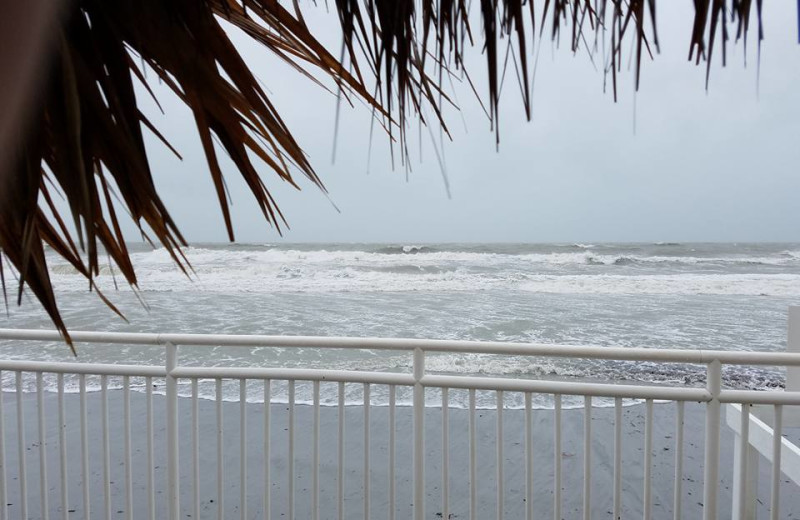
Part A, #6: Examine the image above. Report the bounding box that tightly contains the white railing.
[0,328,798,520]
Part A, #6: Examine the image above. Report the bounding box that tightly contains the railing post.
[166,342,180,520]
[731,404,758,520]
[789,307,800,388]
[787,307,800,426]
[413,347,425,520]
[703,359,721,520]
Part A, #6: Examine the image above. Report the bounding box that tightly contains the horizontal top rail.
[171,367,415,386]
[421,374,713,401]
[0,359,164,378]
[1,328,800,366]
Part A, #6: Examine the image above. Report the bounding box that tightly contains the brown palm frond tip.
[0,0,772,348]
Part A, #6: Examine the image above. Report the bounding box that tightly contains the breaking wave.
[41,244,800,296]
[375,245,437,254]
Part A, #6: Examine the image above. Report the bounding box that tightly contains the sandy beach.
[1,389,798,519]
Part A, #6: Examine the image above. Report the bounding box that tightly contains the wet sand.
[1,390,799,519]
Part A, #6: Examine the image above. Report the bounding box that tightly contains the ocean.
[1,242,799,408]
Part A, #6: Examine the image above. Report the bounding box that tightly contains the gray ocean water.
[2,242,799,407]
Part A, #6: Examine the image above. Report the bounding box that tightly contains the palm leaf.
[0,0,771,348]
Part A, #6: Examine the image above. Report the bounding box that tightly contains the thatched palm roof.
[0,0,777,347]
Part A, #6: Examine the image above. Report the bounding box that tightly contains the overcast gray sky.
[129,2,800,244]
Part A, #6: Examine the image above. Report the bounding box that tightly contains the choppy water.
[1,242,799,408]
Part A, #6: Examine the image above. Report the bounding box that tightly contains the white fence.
[0,328,798,520]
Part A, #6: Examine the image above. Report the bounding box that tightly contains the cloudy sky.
[131,2,800,244]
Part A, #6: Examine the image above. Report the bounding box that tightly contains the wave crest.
[375,245,435,254]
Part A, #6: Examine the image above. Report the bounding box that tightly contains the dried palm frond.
[0,0,771,348]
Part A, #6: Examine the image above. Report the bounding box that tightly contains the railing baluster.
[338,381,345,520]
[79,374,89,520]
[240,379,248,520]
[770,404,783,520]
[216,378,224,520]
[57,373,67,520]
[703,360,721,520]
[192,379,200,520]
[313,381,320,520]
[364,383,370,520]
[146,376,155,520]
[0,371,5,520]
[264,380,271,520]
[553,394,562,520]
[412,348,425,520]
[36,372,49,520]
[101,375,111,520]
[288,380,295,520]
[613,397,622,520]
[584,396,592,520]
[525,392,533,520]
[735,403,751,520]
[123,376,133,520]
[497,390,504,520]
[165,342,179,520]
[469,388,477,520]
[674,401,684,520]
[389,385,396,520]
[442,387,449,520]
[16,371,27,520]
[644,398,653,520]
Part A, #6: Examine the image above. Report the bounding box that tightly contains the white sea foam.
[41,263,794,296]
[44,245,800,276]
[45,245,800,297]
[517,273,800,296]
[47,269,800,296]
